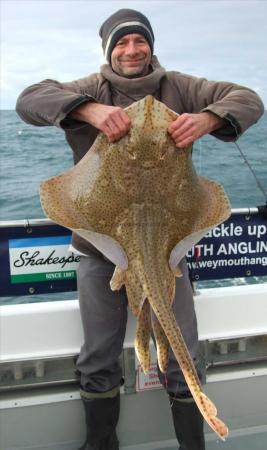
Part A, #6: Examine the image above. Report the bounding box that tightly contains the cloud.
[1,0,266,108]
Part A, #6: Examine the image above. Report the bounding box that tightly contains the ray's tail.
[140,273,228,441]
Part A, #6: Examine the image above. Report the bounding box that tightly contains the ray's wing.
[39,134,129,267]
[169,176,231,270]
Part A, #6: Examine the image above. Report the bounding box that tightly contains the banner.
[9,236,79,284]
[187,212,267,281]
[0,222,78,297]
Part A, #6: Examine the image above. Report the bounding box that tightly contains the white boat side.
[1,283,267,450]
[1,284,267,362]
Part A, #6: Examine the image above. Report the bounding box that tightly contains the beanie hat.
[99,9,154,62]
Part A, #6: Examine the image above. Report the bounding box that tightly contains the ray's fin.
[110,267,126,291]
[151,270,175,373]
[125,271,146,316]
[151,319,169,373]
[135,299,152,374]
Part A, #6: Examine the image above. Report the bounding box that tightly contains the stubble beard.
[114,56,150,78]
[121,68,147,78]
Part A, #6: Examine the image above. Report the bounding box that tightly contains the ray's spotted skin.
[40,96,230,440]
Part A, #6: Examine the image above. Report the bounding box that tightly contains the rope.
[234,141,267,201]
[198,139,203,174]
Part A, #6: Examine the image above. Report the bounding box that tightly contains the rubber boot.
[79,392,120,450]
[169,396,205,450]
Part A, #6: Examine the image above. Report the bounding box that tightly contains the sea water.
[0,110,266,303]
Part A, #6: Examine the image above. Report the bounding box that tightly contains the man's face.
[111,33,152,78]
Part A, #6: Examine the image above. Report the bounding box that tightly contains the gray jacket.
[16,56,264,254]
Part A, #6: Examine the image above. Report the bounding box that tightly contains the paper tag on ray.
[136,346,162,391]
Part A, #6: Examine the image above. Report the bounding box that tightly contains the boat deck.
[12,429,267,450]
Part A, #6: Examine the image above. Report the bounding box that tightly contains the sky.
[1,0,267,109]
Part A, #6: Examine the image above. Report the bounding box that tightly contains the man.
[16,9,264,450]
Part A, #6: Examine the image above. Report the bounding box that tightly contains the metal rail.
[0,208,262,228]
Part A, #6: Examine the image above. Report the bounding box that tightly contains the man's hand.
[70,102,131,142]
[168,112,225,148]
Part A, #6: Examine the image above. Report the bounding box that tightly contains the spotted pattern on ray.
[40,95,230,440]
